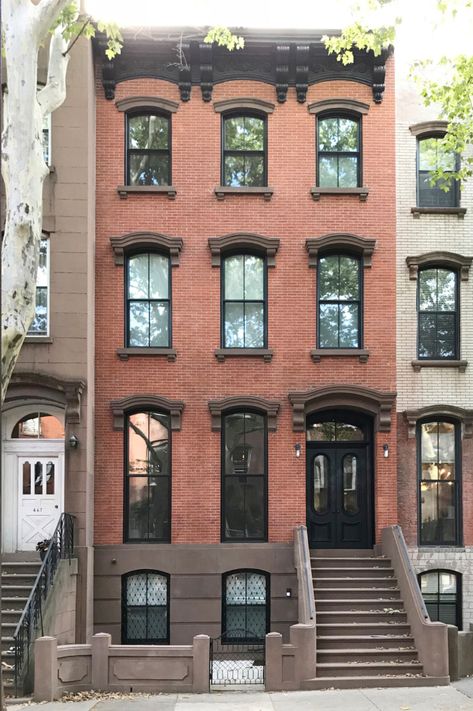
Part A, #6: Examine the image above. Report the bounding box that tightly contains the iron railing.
[14,513,75,696]
[210,629,265,686]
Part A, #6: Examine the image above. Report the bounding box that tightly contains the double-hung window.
[419,570,461,628]
[122,570,169,643]
[28,238,50,337]
[222,253,266,349]
[418,267,458,360]
[126,111,171,186]
[125,411,171,542]
[317,114,360,188]
[317,254,361,349]
[222,113,266,187]
[417,136,458,208]
[126,252,171,348]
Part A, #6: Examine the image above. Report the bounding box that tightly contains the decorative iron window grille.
[222,570,269,642]
[122,570,169,644]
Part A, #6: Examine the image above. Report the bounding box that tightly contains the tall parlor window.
[417,136,458,207]
[317,114,360,187]
[222,411,267,541]
[419,420,459,546]
[126,252,171,348]
[127,112,171,186]
[222,114,266,187]
[223,570,269,642]
[126,411,170,542]
[222,254,266,348]
[418,267,458,360]
[419,570,461,628]
[122,570,169,643]
[317,254,361,348]
[28,238,49,337]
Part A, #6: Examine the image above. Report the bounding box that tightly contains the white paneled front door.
[17,455,63,550]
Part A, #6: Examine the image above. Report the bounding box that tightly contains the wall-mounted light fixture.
[286,588,292,598]
[68,434,79,449]
[294,443,301,458]
[383,444,389,458]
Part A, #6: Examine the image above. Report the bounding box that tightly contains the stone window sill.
[117,347,177,362]
[311,348,369,363]
[24,336,53,344]
[117,185,177,200]
[411,207,466,219]
[214,348,273,362]
[311,186,369,202]
[214,186,274,201]
[412,359,467,373]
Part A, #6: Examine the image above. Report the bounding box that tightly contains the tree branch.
[37,26,70,116]
[34,0,70,43]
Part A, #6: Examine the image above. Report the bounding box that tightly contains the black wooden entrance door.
[307,438,373,549]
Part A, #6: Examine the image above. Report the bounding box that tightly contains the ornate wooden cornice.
[6,372,86,424]
[306,234,376,268]
[110,232,183,266]
[208,233,280,267]
[115,96,179,113]
[404,405,473,439]
[111,395,185,431]
[409,120,448,136]
[94,32,391,105]
[406,252,472,281]
[288,385,396,432]
[208,396,280,432]
[308,99,370,115]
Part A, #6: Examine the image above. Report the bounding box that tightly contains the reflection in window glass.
[307,421,364,442]
[223,571,268,641]
[318,255,361,349]
[318,116,360,188]
[127,253,170,348]
[223,115,266,187]
[127,114,170,186]
[28,239,49,336]
[123,571,169,643]
[23,462,31,495]
[418,268,457,360]
[419,421,457,545]
[343,455,359,514]
[223,254,265,348]
[419,570,460,627]
[12,413,64,439]
[314,455,330,513]
[418,137,458,208]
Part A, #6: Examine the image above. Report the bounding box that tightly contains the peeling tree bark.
[1,0,70,403]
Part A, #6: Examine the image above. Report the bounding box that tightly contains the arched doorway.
[3,407,65,552]
[306,410,374,549]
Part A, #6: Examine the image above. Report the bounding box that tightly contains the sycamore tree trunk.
[1,0,70,403]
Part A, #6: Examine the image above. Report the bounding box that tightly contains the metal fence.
[210,629,265,686]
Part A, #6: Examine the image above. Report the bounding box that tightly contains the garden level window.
[223,570,269,642]
[419,570,461,629]
[28,238,49,337]
[417,136,459,207]
[222,114,266,187]
[125,411,171,542]
[317,115,360,187]
[222,412,267,541]
[418,420,459,546]
[126,253,170,348]
[122,571,169,643]
[222,254,266,348]
[127,112,171,186]
[317,254,361,348]
[418,268,458,360]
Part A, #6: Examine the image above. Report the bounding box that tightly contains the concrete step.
[301,675,449,690]
[1,597,29,612]
[314,577,398,589]
[310,549,376,558]
[313,567,396,578]
[317,610,407,624]
[2,584,36,596]
[1,611,22,624]
[317,635,415,650]
[315,588,401,600]
[317,623,411,636]
[317,649,419,664]
[316,661,424,678]
[311,557,392,568]
[2,562,41,575]
[1,573,39,586]
[315,599,405,612]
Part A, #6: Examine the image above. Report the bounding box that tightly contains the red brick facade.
[94,58,397,547]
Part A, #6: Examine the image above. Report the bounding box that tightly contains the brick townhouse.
[91,28,398,649]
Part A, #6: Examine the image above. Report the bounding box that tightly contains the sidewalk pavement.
[7,682,473,711]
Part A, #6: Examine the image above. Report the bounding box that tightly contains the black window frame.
[123,409,172,543]
[417,266,459,361]
[222,569,270,643]
[316,252,363,349]
[221,251,268,349]
[416,133,460,208]
[125,250,172,349]
[121,569,170,644]
[418,569,462,630]
[221,111,268,187]
[316,112,362,188]
[417,418,462,547]
[221,409,268,543]
[125,109,172,186]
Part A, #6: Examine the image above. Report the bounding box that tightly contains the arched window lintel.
[209,396,280,431]
[110,232,183,267]
[111,395,184,431]
[116,96,179,113]
[406,252,472,281]
[308,99,369,115]
[306,234,376,268]
[208,234,279,267]
[405,406,473,439]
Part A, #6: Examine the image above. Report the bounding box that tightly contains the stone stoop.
[302,549,449,690]
[1,556,42,696]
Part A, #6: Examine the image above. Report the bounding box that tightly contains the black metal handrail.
[13,513,75,696]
